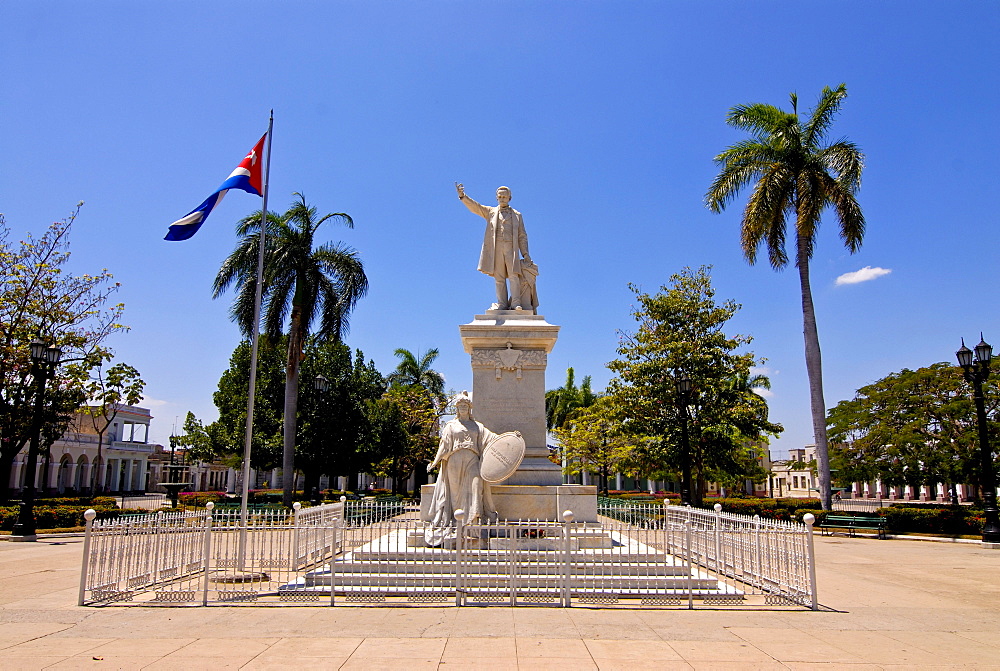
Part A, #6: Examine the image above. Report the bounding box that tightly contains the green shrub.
[879,506,981,535]
[0,505,121,531]
[702,497,822,520]
[177,491,227,507]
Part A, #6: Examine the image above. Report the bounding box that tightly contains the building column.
[615,473,623,490]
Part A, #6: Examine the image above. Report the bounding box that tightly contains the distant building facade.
[7,404,157,495]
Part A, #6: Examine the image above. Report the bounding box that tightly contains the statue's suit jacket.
[460,196,530,278]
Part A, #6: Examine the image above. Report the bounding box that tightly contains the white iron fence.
[79,498,817,609]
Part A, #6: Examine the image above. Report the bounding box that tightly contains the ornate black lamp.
[11,338,63,541]
[956,335,1000,544]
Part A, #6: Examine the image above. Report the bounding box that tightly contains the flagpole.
[239,111,273,560]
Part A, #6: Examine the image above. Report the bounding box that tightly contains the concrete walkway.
[1,533,998,669]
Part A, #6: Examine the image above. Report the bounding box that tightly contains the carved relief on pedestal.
[471,342,547,380]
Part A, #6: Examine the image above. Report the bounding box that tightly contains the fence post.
[291,501,302,573]
[78,509,97,606]
[152,510,163,583]
[684,520,694,609]
[713,503,722,572]
[803,513,819,610]
[201,502,214,606]
[454,509,465,607]
[753,513,762,589]
[562,510,574,608]
[331,496,346,607]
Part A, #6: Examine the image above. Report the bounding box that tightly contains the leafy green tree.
[828,362,999,501]
[555,396,633,494]
[171,411,221,465]
[213,193,368,507]
[298,341,385,498]
[605,266,782,504]
[0,205,128,501]
[81,362,145,492]
[387,348,446,406]
[212,336,287,473]
[706,84,865,509]
[369,385,439,496]
[545,367,598,432]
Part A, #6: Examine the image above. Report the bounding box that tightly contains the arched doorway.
[75,455,89,492]
[58,455,73,493]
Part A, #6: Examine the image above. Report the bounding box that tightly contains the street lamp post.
[956,335,1000,545]
[10,338,63,542]
[310,374,330,503]
[675,372,694,506]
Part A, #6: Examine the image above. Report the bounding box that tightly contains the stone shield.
[480,431,526,483]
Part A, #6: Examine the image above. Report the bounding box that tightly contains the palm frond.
[803,84,847,149]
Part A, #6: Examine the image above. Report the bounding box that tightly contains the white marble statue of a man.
[424,391,498,546]
[455,183,536,312]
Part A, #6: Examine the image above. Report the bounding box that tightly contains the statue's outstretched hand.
[455,182,465,199]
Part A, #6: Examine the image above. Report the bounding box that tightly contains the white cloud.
[141,396,169,407]
[752,387,775,398]
[835,266,892,286]
[750,365,773,376]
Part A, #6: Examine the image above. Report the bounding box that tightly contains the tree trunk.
[796,234,832,510]
[283,307,304,509]
[413,463,428,499]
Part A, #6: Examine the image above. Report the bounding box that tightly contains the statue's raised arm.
[454,183,538,313]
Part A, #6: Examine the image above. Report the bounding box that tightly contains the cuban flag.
[164,133,267,241]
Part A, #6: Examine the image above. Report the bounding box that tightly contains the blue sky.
[2,2,998,457]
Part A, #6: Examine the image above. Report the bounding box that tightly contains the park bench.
[820,514,887,539]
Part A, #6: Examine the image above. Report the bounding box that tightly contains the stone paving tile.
[242,656,349,670]
[644,626,741,642]
[595,661,693,671]
[1,656,69,670]
[47,655,164,670]
[442,636,517,659]
[805,629,945,666]
[143,656,250,670]
[340,657,441,670]
[886,630,1000,664]
[667,640,776,663]
[84,637,195,657]
[257,636,363,657]
[585,638,684,661]
[783,664,883,671]
[352,636,447,658]
[686,664,787,671]
[157,636,277,658]
[514,659,598,671]
[515,636,592,658]
[438,661,519,671]
[3,637,114,657]
[956,630,1000,646]
[745,640,867,664]
[0,622,75,648]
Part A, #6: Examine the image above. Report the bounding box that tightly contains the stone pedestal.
[459,310,560,486]
[420,484,598,522]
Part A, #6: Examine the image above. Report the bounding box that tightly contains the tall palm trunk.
[283,305,305,508]
[796,233,832,510]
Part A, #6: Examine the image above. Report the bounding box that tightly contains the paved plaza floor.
[1,533,998,669]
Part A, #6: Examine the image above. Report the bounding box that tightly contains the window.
[120,422,148,443]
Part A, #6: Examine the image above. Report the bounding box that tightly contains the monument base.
[420,484,597,523]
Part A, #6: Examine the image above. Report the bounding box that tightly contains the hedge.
[177,491,228,507]
[0,505,121,531]
[699,497,823,520]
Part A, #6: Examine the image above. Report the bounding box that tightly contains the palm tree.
[388,348,446,405]
[706,84,865,510]
[546,367,597,431]
[214,192,368,507]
